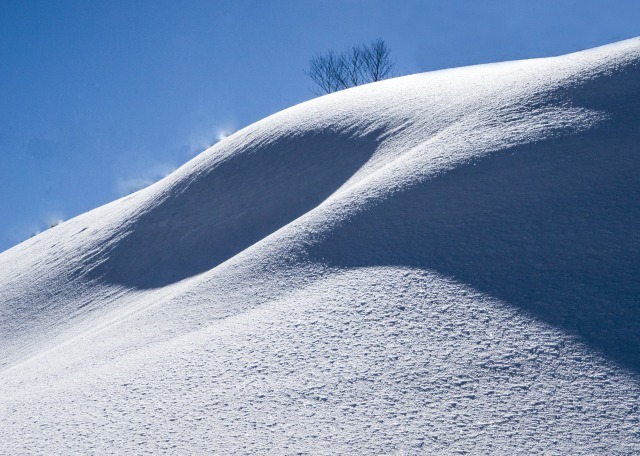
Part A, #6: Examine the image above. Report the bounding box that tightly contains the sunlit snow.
[1,38,639,454]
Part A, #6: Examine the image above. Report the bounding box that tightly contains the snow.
[1,38,639,454]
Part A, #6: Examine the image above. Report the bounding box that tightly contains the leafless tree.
[345,45,365,87]
[306,39,397,95]
[306,50,348,95]
[362,39,395,82]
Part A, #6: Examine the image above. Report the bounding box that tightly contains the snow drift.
[1,38,639,454]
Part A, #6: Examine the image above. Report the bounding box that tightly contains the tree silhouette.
[306,39,397,95]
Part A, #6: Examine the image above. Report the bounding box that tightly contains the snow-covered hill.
[1,38,639,454]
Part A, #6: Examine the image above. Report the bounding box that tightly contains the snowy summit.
[1,38,640,454]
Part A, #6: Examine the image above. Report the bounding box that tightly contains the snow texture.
[1,38,639,454]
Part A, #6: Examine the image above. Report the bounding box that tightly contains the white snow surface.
[1,38,640,454]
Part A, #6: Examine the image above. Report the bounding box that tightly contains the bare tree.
[362,39,395,82]
[306,50,348,95]
[345,44,365,87]
[306,39,397,95]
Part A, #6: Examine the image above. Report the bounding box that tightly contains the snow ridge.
[1,38,639,454]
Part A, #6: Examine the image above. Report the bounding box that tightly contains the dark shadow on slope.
[91,127,381,288]
[311,67,640,372]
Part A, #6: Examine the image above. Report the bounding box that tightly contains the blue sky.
[1,0,639,252]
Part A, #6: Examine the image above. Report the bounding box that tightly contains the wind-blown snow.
[1,38,639,454]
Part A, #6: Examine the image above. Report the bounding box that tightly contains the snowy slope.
[1,38,639,454]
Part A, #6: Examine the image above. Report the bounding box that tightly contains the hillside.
[1,38,639,454]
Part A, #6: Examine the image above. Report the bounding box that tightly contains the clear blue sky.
[1,0,639,252]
